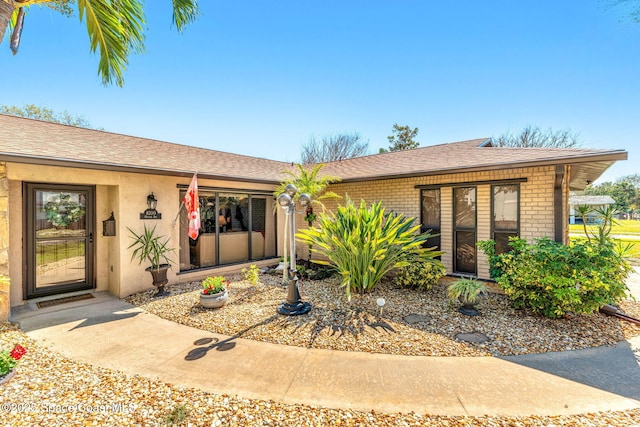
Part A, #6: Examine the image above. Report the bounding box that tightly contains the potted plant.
[200,276,229,308]
[448,277,487,316]
[128,225,175,296]
[0,344,26,385]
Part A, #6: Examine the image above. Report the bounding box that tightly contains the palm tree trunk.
[0,1,15,44]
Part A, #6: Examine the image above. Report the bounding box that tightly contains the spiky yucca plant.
[297,197,443,300]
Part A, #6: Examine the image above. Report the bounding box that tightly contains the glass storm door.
[25,183,95,299]
[453,186,477,275]
[420,189,441,256]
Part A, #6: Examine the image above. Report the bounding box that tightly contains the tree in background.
[300,132,369,164]
[0,1,200,87]
[384,124,420,152]
[583,175,640,216]
[494,125,580,148]
[0,104,101,129]
[605,0,640,23]
[619,173,640,188]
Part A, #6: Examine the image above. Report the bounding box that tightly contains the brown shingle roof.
[0,114,627,187]
[0,114,291,184]
[320,138,627,183]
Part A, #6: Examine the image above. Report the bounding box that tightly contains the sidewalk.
[11,289,640,417]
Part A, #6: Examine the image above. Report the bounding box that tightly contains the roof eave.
[0,153,283,185]
[337,150,628,183]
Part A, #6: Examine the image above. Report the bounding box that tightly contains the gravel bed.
[124,273,640,357]
[2,322,640,426]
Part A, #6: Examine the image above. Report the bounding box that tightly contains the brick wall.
[321,166,558,280]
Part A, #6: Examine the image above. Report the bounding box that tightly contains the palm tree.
[274,163,341,223]
[0,0,200,87]
[274,163,341,269]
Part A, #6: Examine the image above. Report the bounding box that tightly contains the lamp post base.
[277,301,312,316]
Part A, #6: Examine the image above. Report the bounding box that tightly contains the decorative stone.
[404,313,431,324]
[455,332,489,344]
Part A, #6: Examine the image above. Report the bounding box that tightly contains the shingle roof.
[0,114,291,184]
[0,114,627,188]
[320,138,627,185]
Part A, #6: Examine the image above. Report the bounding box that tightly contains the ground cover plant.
[393,259,446,291]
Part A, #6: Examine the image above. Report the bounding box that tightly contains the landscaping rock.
[404,313,432,324]
[455,332,490,344]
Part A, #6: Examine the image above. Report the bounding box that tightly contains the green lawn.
[569,219,640,261]
[569,219,640,236]
[36,240,85,266]
[569,235,640,263]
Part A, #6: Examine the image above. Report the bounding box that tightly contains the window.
[179,190,276,271]
[492,184,519,254]
[420,189,441,253]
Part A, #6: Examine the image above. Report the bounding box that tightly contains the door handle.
[89,232,93,243]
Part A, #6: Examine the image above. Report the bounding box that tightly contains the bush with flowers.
[201,276,228,295]
[0,344,27,378]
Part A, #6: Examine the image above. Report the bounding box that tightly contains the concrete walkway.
[10,286,640,418]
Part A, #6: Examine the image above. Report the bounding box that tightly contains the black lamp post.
[277,184,312,316]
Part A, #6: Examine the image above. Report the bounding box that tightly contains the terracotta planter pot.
[200,290,228,309]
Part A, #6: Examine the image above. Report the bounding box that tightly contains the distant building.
[569,195,615,224]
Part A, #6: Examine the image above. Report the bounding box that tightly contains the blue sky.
[1,1,638,183]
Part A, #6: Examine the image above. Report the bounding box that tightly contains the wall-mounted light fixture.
[102,212,116,236]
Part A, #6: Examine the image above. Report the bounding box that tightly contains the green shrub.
[394,260,446,291]
[477,236,631,318]
[241,264,260,285]
[296,197,442,299]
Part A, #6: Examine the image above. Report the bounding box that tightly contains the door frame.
[23,182,96,299]
[453,186,477,275]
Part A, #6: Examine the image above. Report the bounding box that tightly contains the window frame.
[490,183,520,254]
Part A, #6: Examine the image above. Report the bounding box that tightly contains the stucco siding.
[6,162,278,308]
[0,163,8,321]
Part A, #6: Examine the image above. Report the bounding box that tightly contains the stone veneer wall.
[0,162,9,321]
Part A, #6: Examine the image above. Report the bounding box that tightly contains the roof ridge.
[318,137,491,166]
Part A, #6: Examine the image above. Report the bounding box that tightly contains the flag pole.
[172,201,185,227]
[172,172,198,227]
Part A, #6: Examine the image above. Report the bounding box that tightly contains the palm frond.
[172,0,200,32]
[78,0,145,87]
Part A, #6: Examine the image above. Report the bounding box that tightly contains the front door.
[24,183,95,299]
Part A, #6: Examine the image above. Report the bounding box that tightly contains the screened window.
[492,184,519,254]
